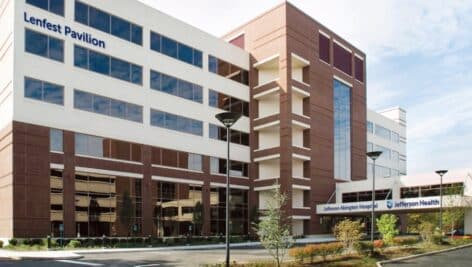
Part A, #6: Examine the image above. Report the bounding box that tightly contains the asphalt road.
[384,246,472,267]
[0,247,274,267]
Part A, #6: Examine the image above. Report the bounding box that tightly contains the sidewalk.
[0,249,82,260]
[0,235,335,260]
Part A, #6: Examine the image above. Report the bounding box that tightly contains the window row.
[25,29,64,62]
[209,89,249,116]
[75,133,142,162]
[150,70,203,103]
[151,148,202,171]
[210,157,249,177]
[342,189,392,203]
[150,109,203,136]
[368,120,401,144]
[367,163,398,179]
[26,0,64,16]
[209,55,249,85]
[209,124,249,146]
[318,32,364,82]
[24,77,64,105]
[150,32,202,68]
[74,45,143,85]
[74,90,143,123]
[75,1,142,45]
[400,183,464,199]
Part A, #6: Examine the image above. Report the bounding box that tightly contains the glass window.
[27,0,64,16]
[375,145,391,160]
[375,124,391,140]
[131,25,142,45]
[74,90,143,123]
[89,50,110,75]
[208,55,249,85]
[333,42,352,75]
[208,89,249,116]
[26,29,49,56]
[110,58,130,81]
[150,32,161,52]
[209,124,249,146]
[25,29,64,62]
[391,131,399,143]
[161,36,177,58]
[367,121,374,134]
[43,82,64,105]
[178,43,193,64]
[319,33,330,63]
[74,46,142,85]
[188,154,202,171]
[110,99,126,119]
[333,79,351,181]
[75,133,103,157]
[74,46,88,68]
[75,1,88,24]
[150,110,203,136]
[150,70,203,103]
[74,90,93,111]
[50,129,63,152]
[75,1,142,46]
[24,77,63,105]
[24,78,43,100]
[111,16,131,41]
[150,31,202,68]
[89,7,110,33]
[367,142,373,152]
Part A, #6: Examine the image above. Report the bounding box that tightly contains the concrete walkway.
[0,235,335,260]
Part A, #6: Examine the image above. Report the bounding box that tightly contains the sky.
[138,0,472,175]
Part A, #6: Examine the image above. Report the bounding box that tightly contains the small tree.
[418,221,435,243]
[333,218,364,253]
[442,185,467,237]
[119,191,135,236]
[256,187,293,267]
[376,214,399,244]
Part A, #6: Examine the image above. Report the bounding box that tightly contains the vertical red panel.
[333,42,352,75]
[229,34,245,49]
[355,57,364,82]
[319,34,330,63]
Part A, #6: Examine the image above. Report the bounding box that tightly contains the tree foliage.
[256,187,293,267]
[192,201,204,235]
[333,218,365,253]
[376,214,399,244]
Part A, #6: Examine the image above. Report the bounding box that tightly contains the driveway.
[384,245,472,267]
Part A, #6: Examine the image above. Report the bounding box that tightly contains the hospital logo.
[387,200,394,209]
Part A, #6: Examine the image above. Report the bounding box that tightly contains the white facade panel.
[12,0,250,162]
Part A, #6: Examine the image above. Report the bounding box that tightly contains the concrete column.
[464,209,472,235]
[141,146,153,236]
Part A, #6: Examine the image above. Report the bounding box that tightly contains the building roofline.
[221,1,366,56]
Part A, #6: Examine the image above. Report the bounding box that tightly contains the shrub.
[392,236,420,246]
[355,241,373,255]
[333,219,365,253]
[8,239,18,246]
[0,240,3,248]
[432,234,443,245]
[373,240,384,249]
[289,247,306,263]
[419,221,435,243]
[376,214,399,245]
[31,238,44,246]
[21,239,32,246]
[67,240,81,248]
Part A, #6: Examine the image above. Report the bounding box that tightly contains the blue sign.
[24,12,106,49]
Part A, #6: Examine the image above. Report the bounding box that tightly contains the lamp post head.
[215,112,242,128]
[435,170,448,177]
[366,151,383,161]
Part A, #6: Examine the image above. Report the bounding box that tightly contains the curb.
[8,254,83,261]
[376,243,472,267]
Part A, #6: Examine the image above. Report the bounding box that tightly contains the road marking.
[134,264,161,267]
[56,259,104,266]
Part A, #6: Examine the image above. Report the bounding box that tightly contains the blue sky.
[139,0,472,175]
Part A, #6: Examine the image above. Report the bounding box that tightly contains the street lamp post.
[435,169,448,238]
[216,112,242,267]
[367,151,383,250]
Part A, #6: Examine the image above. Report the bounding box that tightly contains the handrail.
[326,190,336,204]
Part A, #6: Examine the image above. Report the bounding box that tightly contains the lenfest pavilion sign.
[24,12,106,49]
